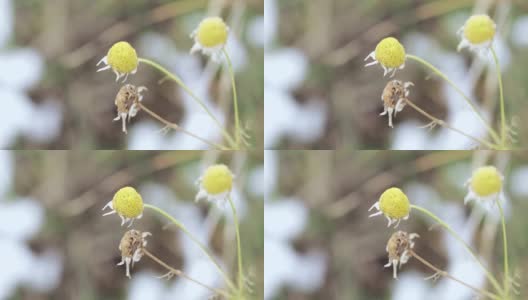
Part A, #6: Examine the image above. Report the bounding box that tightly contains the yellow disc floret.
[470,166,502,197]
[112,186,144,218]
[202,164,233,195]
[107,41,138,74]
[374,37,406,68]
[196,17,229,48]
[463,15,496,44]
[379,187,410,219]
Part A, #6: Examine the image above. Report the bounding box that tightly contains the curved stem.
[143,249,231,298]
[410,204,503,295]
[222,49,241,148]
[406,54,501,144]
[496,199,510,298]
[137,102,229,150]
[144,204,236,290]
[409,250,501,300]
[404,99,496,149]
[138,57,237,147]
[490,47,507,148]
[227,195,244,292]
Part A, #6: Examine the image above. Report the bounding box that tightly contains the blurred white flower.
[264,151,327,299]
[510,166,528,197]
[511,15,528,47]
[0,0,62,147]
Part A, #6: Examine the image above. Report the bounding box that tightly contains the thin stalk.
[137,102,229,150]
[404,99,496,149]
[490,47,507,148]
[143,249,230,298]
[411,204,503,295]
[138,57,237,147]
[222,49,241,147]
[496,199,510,298]
[227,195,244,292]
[406,54,501,144]
[409,250,501,300]
[144,204,236,290]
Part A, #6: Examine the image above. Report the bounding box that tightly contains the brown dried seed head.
[115,84,141,115]
[381,80,405,108]
[386,230,418,261]
[119,229,147,258]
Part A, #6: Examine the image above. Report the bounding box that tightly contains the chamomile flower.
[102,186,144,227]
[369,187,411,227]
[113,84,148,134]
[117,230,151,278]
[385,231,419,279]
[457,15,496,54]
[97,41,139,82]
[365,37,406,77]
[464,166,504,205]
[380,80,414,128]
[190,17,229,62]
[195,164,234,205]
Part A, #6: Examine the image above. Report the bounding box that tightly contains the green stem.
[406,54,501,144]
[490,47,507,148]
[138,57,237,148]
[222,49,241,148]
[144,203,236,290]
[411,204,503,295]
[496,199,510,298]
[227,195,244,293]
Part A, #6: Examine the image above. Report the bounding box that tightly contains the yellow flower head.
[103,186,144,226]
[463,15,496,44]
[196,164,234,205]
[471,166,503,195]
[375,38,406,68]
[465,166,504,205]
[379,187,410,219]
[457,15,496,53]
[196,17,229,48]
[369,187,410,227]
[190,17,230,62]
[365,37,406,77]
[97,41,139,82]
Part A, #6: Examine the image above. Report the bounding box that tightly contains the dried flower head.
[103,186,144,227]
[190,17,229,62]
[365,37,406,77]
[97,41,139,82]
[113,84,147,134]
[457,15,496,54]
[196,164,234,205]
[464,166,504,205]
[118,230,151,278]
[385,231,419,278]
[369,187,411,227]
[380,80,414,128]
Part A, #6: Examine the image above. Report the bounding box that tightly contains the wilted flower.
[385,231,419,278]
[97,41,139,82]
[103,186,144,227]
[380,80,414,128]
[365,37,406,77]
[117,230,151,278]
[369,187,411,227]
[113,84,147,134]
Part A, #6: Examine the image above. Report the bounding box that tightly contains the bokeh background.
[265,150,528,299]
[1,0,263,149]
[0,150,264,299]
[264,0,528,149]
